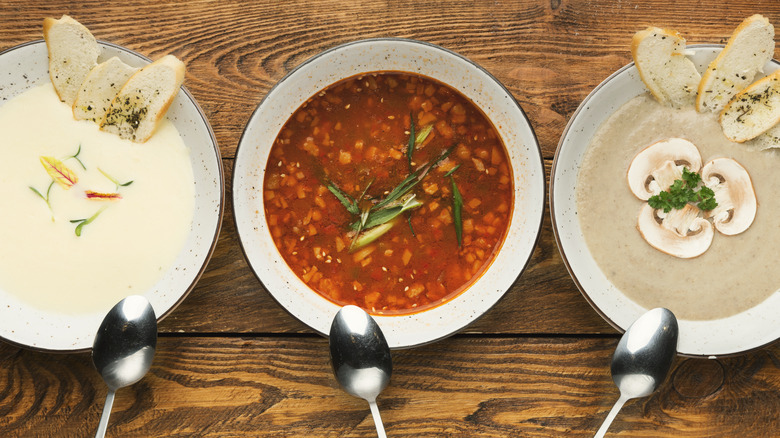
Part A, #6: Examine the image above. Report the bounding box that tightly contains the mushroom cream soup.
[577,94,780,320]
[0,84,195,314]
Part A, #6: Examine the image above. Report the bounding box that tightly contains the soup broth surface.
[0,84,195,314]
[263,72,513,315]
[577,94,780,320]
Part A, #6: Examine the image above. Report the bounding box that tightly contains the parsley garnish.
[697,186,717,211]
[648,167,718,213]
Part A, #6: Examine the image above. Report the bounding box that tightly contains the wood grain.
[1,1,779,436]
[3,1,779,159]
[161,159,609,335]
[0,339,777,437]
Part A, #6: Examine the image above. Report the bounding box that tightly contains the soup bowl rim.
[233,37,545,349]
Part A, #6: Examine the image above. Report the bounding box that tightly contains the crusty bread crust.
[43,15,100,106]
[99,55,185,143]
[697,14,775,113]
[720,70,780,142]
[631,27,701,108]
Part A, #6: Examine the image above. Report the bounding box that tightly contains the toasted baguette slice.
[73,57,138,123]
[100,55,185,142]
[697,15,775,113]
[748,122,780,149]
[720,70,780,142]
[43,15,100,106]
[632,27,701,108]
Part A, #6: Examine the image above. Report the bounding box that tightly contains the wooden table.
[1,1,778,436]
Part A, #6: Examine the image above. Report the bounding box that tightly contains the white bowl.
[233,38,545,349]
[551,45,780,357]
[0,40,224,352]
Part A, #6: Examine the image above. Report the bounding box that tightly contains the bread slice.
[697,15,775,113]
[73,57,138,123]
[631,27,701,108]
[720,70,780,142]
[43,15,101,106]
[748,122,780,149]
[100,55,185,142]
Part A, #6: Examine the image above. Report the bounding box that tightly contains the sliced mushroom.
[701,158,757,235]
[637,203,713,258]
[649,160,682,192]
[627,138,702,200]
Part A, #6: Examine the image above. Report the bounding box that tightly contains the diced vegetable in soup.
[263,72,513,315]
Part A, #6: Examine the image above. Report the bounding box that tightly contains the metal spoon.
[92,295,157,438]
[594,307,678,438]
[329,305,392,438]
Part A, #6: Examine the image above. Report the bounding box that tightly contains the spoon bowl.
[329,305,392,437]
[92,295,157,438]
[594,307,678,438]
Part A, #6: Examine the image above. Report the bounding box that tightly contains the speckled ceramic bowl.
[551,45,780,358]
[0,40,224,352]
[233,38,545,349]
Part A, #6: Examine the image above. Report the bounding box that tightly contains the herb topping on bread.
[697,14,775,113]
[73,57,139,123]
[100,55,185,143]
[720,70,780,142]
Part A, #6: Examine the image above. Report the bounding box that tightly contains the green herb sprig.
[373,147,451,211]
[407,111,415,171]
[350,193,422,231]
[648,167,718,213]
[352,221,396,250]
[406,114,434,172]
[328,146,453,251]
[99,168,134,190]
[70,208,105,237]
[29,181,56,221]
[66,144,86,170]
[327,179,377,249]
[327,183,360,215]
[416,124,433,147]
[445,165,463,247]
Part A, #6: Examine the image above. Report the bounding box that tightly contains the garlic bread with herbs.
[100,55,185,143]
[697,14,775,113]
[720,70,780,142]
[631,27,701,108]
[43,15,100,106]
[73,57,139,123]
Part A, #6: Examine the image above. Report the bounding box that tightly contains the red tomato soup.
[263,72,513,315]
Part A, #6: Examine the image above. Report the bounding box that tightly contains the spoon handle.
[368,400,387,438]
[594,394,628,438]
[95,389,116,438]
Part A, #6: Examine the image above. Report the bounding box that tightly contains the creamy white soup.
[577,94,780,320]
[0,84,194,314]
